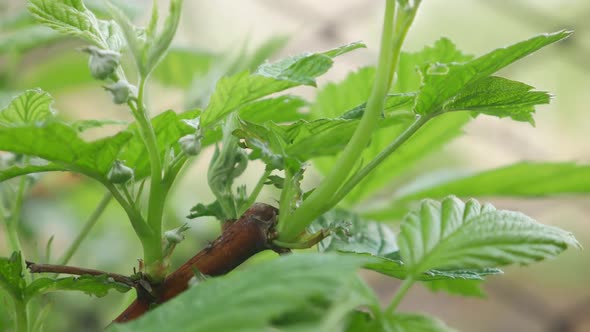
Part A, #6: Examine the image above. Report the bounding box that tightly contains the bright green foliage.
[403,162,590,198]
[385,313,456,332]
[310,209,397,256]
[309,211,502,282]
[0,252,26,300]
[235,106,414,173]
[144,0,183,75]
[341,112,469,204]
[239,95,308,123]
[0,252,129,302]
[109,253,372,332]
[311,65,470,204]
[120,109,200,179]
[345,311,456,332]
[107,0,184,76]
[200,42,366,128]
[0,121,131,181]
[365,162,590,221]
[398,196,580,275]
[394,37,473,93]
[152,48,216,88]
[339,93,415,120]
[0,163,65,182]
[423,279,486,298]
[0,89,54,126]
[362,252,501,282]
[236,118,358,170]
[71,119,128,132]
[0,92,199,182]
[444,76,550,125]
[25,275,131,299]
[28,0,125,51]
[0,1,584,330]
[414,31,571,117]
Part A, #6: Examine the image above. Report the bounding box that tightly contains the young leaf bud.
[108,160,134,184]
[103,80,136,104]
[164,224,190,245]
[178,134,202,156]
[82,46,121,80]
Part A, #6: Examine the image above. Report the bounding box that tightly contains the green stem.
[386,277,414,314]
[162,151,187,193]
[13,298,28,332]
[103,182,154,260]
[6,175,27,255]
[278,0,413,241]
[121,185,135,206]
[58,192,112,266]
[240,169,271,216]
[129,77,166,277]
[327,115,429,206]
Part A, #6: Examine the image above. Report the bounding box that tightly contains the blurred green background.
[0,0,589,331]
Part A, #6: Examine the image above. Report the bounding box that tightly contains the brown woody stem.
[112,203,284,323]
[26,262,135,287]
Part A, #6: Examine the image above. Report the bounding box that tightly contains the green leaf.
[187,200,224,220]
[339,93,415,120]
[0,163,66,182]
[152,48,216,88]
[360,252,501,281]
[97,19,126,51]
[365,162,590,222]
[71,119,128,132]
[0,89,55,126]
[106,0,145,72]
[345,311,381,332]
[0,121,132,181]
[274,277,379,332]
[284,118,361,161]
[310,209,397,256]
[345,311,456,332]
[0,108,199,182]
[239,95,308,123]
[422,279,486,298]
[234,120,296,171]
[308,209,502,281]
[444,76,550,125]
[414,161,590,197]
[310,66,470,205]
[415,31,571,116]
[145,0,182,74]
[398,196,580,276]
[386,313,456,332]
[109,253,371,332]
[236,114,411,172]
[342,112,470,204]
[25,274,131,299]
[395,37,473,93]
[28,0,125,51]
[200,42,366,128]
[0,252,26,300]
